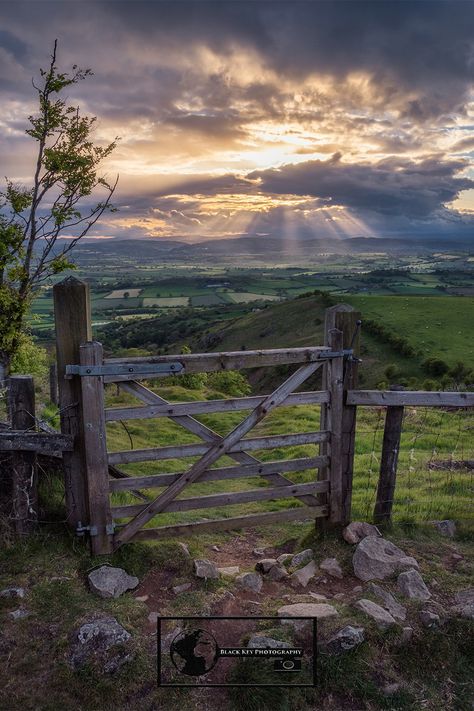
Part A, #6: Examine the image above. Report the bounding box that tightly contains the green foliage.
[422,357,450,377]
[10,333,48,377]
[208,369,251,396]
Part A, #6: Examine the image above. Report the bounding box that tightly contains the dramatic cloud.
[0,1,473,241]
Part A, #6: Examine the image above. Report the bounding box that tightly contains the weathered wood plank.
[105,390,329,421]
[347,390,474,407]
[113,360,323,548]
[109,456,329,491]
[79,342,113,554]
[374,406,404,524]
[108,431,329,465]
[0,431,74,455]
[111,481,328,518]
[327,329,344,524]
[122,505,327,540]
[9,376,38,534]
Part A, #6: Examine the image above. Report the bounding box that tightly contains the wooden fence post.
[327,329,344,524]
[49,363,58,405]
[9,376,38,534]
[320,304,361,527]
[79,341,113,554]
[374,406,404,524]
[53,276,92,528]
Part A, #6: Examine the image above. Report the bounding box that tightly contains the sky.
[1,0,474,244]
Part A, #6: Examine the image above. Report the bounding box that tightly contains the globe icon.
[170,628,219,676]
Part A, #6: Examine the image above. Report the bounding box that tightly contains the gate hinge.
[319,348,354,359]
[76,521,115,537]
[65,362,184,378]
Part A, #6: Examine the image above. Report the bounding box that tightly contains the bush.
[208,370,251,396]
[10,334,48,378]
[422,357,449,377]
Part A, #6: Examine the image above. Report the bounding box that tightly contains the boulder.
[218,566,240,577]
[255,559,278,574]
[309,592,328,602]
[247,635,291,649]
[291,549,314,568]
[277,553,294,565]
[193,559,219,580]
[320,558,343,579]
[451,588,474,620]
[326,625,365,654]
[353,537,418,581]
[267,564,289,581]
[236,572,263,593]
[397,570,431,601]
[69,617,134,673]
[8,609,29,620]
[343,521,382,545]
[419,610,440,628]
[172,583,192,594]
[432,520,456,538]
[354,599,397,630]
[368,583,407,621]
[290,560,317,588]
[278,602,338,621]
[252,548,266,558]
[0,587,25,599]
[88,566,139,599]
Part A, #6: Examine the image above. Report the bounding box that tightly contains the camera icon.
[273,658,302,672]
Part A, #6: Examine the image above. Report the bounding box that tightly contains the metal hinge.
[318,348,354,359]
[75,521,115,537]
[65,362,184,378]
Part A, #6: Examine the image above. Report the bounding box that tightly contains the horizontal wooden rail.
[103,347,329,381]
[105,390,329,421]
[109,455,328,491]
[108,432,329,465]
[111,481,328,518]
[347,390,474,407]
[120,505,327,539]
[0,431,74,456]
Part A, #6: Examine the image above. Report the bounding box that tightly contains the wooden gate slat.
[113,360,323,548]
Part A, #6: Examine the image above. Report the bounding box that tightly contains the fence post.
[374,406,404,524]
[53,276,92,528]
[49,363,58,405]
[320,303,361,527]
[9,376,38,534]
[327,329,344,524]
[79,341,113,554]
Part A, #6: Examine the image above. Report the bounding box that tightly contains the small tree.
[0,41,118,379]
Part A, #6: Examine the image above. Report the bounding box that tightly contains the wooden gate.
[54,278,360,554]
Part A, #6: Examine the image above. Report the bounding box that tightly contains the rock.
[353,537,418,581]
[236,572,263,593]
[277,553,294,565]
[278,602,338,622]
[354,599,397,630]
[135,595,149,602]
[419,610,440,628]
[178,542,191,558]
[352,585,363,593]
[397,570,431,601]
[211,545,220,552]
[172,583,192,594]
[255,559,278,574]
[454,588,474,606]
[326,625,365,654]
[383,683,402,696]
[160,626,182,652]
[343,521,382,545]
[451,588,474,620]
[290,560,317,588]
[267,565,289,581]
[0,587,25,599]
[69,617,133,673]
[332,593,346,601]
[451,553,463,563]
[193,559,219,580]
[218,566,240,577]
[368,583,407,621]
[320,558,343,579]
[8,609,29,620]
[88,566,139,599]
[247,635,291,649]
[291,549,313,568]
[400,626,413,644]
[148,611,159,624]
[309,592,328,601]
[252,548,266,558]
[432,520,456,538]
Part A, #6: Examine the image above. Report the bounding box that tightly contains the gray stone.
[278,602,338,621]
[267,564,289,581]
[178,542,191,558]
[211,545,220,552]
[368,583,407,621]
[432,520,456,538]
[160,626,182,652]
[255,558,278,574]
[397,570,431,601]
[69,617,133,673]
[252,548,266,558]
[88,566,139,599]
[326,625,365,654]
[247,635,291,649]
[320,557,343,579]
[454,588,474,606]
[343,521,382,545]
[451,553,463,562]
[309,592,328,601]
[352,585,363,593]
[236,572,263,593]
[290,560,317,588]
[277,553,294,565]
[291,549,314,568]
[353,537,419,581]
[148,611,159,624]
[354,599,397,630]
[8,609,29,620]
[332,593,346,601]
[0,587,25,599]
[218,566,240,577]
[451,589,474,620]
[193,559,219,580]
[419,610,440,628]
[135,595,149,602]
[172,583,192,594]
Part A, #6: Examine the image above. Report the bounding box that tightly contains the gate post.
[79,341,113,554]
[53,276,91,528]
[9,376,38,534]
[320,304,361,527]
